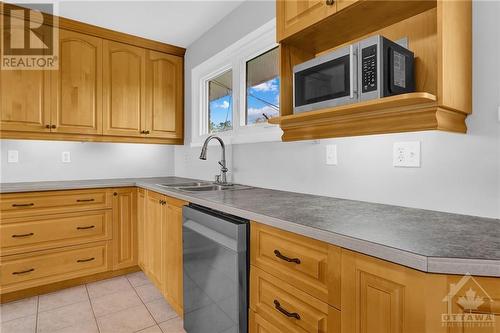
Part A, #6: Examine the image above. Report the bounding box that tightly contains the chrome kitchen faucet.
[199,135,231,185]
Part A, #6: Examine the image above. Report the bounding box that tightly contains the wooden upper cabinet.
[51,30,103,134]
[277,0,336,41]
[146,51,183,139]
[103,41,146,137]
[0,69,51,133]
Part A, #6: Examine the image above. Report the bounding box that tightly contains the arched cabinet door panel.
[0,68,51,133]
[51,30,102,134]
[103,40,146,137]
[146,51,183,139]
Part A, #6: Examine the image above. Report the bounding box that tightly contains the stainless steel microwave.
[293,35,415,114]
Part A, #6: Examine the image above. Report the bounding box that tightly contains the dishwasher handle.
[184,219,239,252]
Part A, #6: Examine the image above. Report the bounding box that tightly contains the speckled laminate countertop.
[2,177,499,276]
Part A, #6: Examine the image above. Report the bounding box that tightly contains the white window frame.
[191,19,282,147]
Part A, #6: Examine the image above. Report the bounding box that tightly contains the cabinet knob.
[45,125,51,129]
[113,192,118,196]
[326,0,334,5]
[51,124,56,129]
[141,130,150,134]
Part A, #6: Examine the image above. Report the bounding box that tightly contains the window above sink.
[190,19,283,147]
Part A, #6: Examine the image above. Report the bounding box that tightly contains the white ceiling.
[37,1,246,48]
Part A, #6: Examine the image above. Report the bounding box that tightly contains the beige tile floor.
[0,271,186,333]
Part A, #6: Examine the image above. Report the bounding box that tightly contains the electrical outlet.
[326,145,337,165]
[393,141,420,167]
[8,150,19,163]
[62,151,71,163]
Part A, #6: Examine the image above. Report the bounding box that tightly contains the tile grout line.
[128,274,160,326]
[85,283,101,333]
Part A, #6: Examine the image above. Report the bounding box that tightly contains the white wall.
[1,140,175,183]
[176,0,500,219]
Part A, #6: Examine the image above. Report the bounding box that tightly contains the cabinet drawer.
[0,241,110,294]
[250,266,340,333]
[249,310,282,333]
[250,222,340,308]
[0,189,112,218]
[1,210,112,255]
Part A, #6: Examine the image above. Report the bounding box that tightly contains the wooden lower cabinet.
[144,190,165,288]
[249,310,283,333]
[251,222,340,308]
[137,188,146,270]
[112,188,137,270]
[0,241,111,294]
[163,197,185,315]
[341,249,450,333]
[141,190,186,316]
[0,209,112,256]
[250,266,340,333]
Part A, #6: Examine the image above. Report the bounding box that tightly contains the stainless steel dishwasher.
[182,204,249,333]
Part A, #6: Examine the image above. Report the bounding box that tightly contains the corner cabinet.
[111,188,138,270]
[0,9,185,144]
[141,190,186,316]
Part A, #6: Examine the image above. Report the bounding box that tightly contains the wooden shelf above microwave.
[268,92,467,141]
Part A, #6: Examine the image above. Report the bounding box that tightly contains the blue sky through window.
[209,94,232,132]
[246,77,280,124]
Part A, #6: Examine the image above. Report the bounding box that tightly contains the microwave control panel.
[361,45,378,93]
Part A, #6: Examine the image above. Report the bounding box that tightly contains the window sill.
[190,124,282,147]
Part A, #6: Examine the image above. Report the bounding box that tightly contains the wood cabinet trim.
[0,3,185,56]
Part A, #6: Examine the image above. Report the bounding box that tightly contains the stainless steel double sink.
[156,181,252,192]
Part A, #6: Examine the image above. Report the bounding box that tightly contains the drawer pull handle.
[12,203,34,207]
[12,232,34,238]
[77,257,95,263]
[274,250,301,264]
[274,300,300,320]
[76,198,95,202]
[76,225,95,230]
[12,268,35,275]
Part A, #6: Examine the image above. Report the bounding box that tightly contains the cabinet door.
[146,51,183,139]
[164,198,185,316]
[103,41,146,137]
[276,0,335,41]
[137,189,146,270]
[0,69,51,133]
[112,188,137,270]
[145,191,165,288]
[51,30,102,135]
[341,249,428,333]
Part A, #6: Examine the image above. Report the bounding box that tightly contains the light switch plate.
[326,144,338,165]
[393,141,420,167]
[8,150,19,163]
[62,151,71,163]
